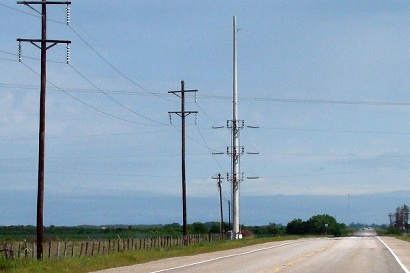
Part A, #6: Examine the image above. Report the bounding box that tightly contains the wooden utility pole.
[17,0,71,259]
[212,173,224,233]
[228,200,231,231]
[168,81,198,239]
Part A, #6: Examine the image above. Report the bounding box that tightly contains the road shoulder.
[378,236,410,272]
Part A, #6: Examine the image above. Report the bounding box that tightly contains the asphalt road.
[354,227,377,237]
[92,236,410,273]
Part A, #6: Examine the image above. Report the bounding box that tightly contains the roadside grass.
[1,236,302,273]
[392,234,410,243]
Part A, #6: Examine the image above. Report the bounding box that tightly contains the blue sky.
[1,1,410,226]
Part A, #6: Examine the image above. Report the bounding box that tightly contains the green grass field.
[1,236,302,273]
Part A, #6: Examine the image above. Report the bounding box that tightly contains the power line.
[19,61,166,126]
[67,25,173,101]
[266,167,410,180]
[68,63,167,125]
[260,126,410,135]
[0,2,38,18]
[0,2,66,24]
[0,48,68,63]
[195,124,227,172]
[200,94,410,106]
[0,80,177,100]
[258,152,410,159]
[2,152,212,161]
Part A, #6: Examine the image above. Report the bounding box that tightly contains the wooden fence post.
[25,243,29,259]
[48,242,52,259]
[79,243,84,257]
[32,243,35,259]
[17,243,21,259]
[63,242,67,258]
[71,242,75,258]
[85,242,89,257]
[56,241,60,259]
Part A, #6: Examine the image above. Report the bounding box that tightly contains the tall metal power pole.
[212,173,224,233]
[168,81,198,239]
[17,0,71,259]
[231,15,241,239]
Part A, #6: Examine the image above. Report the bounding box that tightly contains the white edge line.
[148,239,311,273]
[377,236,410,273]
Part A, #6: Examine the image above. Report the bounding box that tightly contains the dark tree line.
[285,214,345,237]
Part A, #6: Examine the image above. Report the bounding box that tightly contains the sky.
[2,1,410,227]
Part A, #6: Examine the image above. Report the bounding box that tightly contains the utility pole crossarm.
[168,89,198,96]
[18,1,71,4]
[17,39,71,44]
[168,110,197,117]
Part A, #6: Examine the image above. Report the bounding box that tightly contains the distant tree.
[286,215,344,236]
[306,214,339,236]
[395,204,409,233]
[189,222,209,234]
[209,222,229,233]
[286,219,306,235]
[266,223,280,235]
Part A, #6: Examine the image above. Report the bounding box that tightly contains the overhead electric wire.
[268,167,410,180]
[195,124,227,172]
[67,24,173,102]
[68,63,167,125]
[2,152,213,161]
[0,2,38,18]
[0,48,67,64]
[0,2,66,24]
[201,94,410,106]
[0,81,176,99]
[0,57,17,62]
[19,61,164,126]
[260,126,410,135]
[259,152,410,158]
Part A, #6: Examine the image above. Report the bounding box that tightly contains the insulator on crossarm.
[195,92,197,103]
[66,44,70,64]
[169,114,172,124]
[18,42,22,62]
[66,5,70,25]
[195,113,198,124]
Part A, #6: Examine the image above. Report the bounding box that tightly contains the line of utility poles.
[168,81,198,240]
[17,0,71,260]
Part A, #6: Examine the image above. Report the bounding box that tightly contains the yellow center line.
[273,241,335,272]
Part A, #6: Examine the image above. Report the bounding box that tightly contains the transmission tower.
[17,0,71,260]
[212,16,258,239]
[168,81,198,240]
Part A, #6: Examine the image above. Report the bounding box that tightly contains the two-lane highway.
[93,236,410,273]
